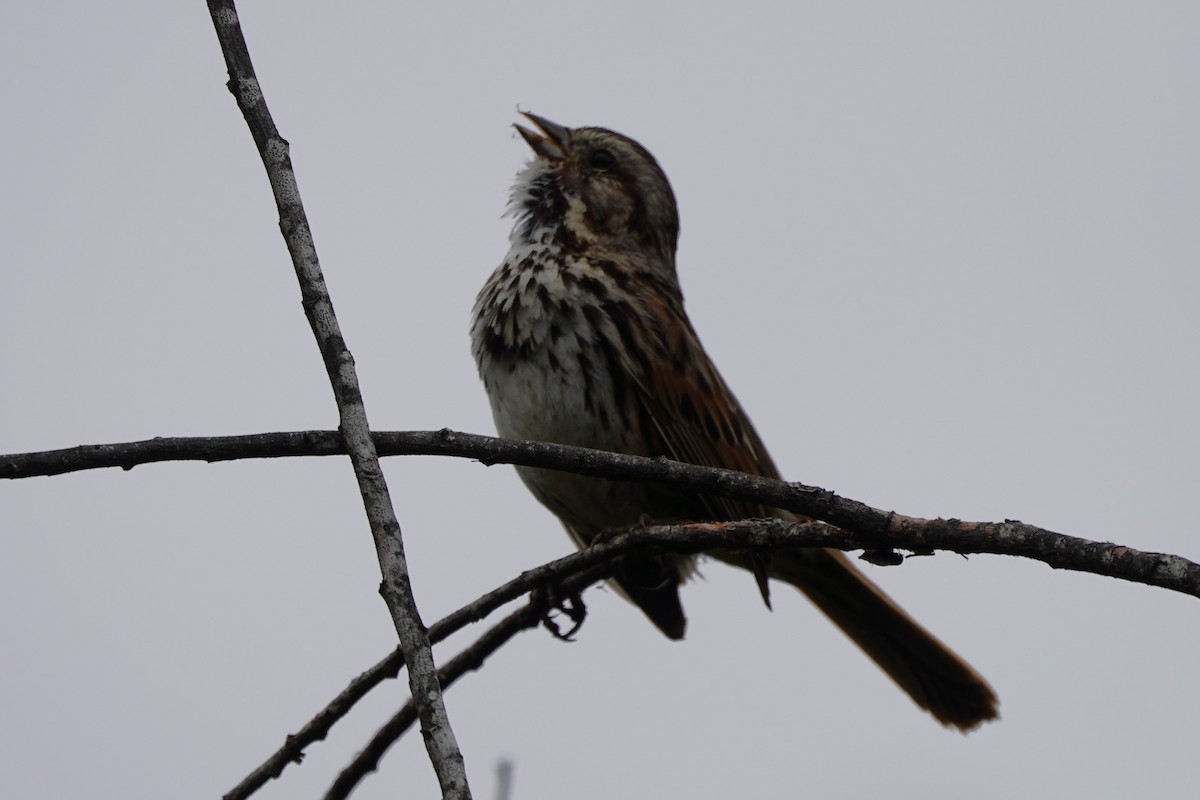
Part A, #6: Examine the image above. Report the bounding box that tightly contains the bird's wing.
[612,291,791,602]
[619,291,785,519]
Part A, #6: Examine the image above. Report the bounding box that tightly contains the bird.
[470,112,998,731]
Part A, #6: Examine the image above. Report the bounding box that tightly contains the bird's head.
[509,113,680,265]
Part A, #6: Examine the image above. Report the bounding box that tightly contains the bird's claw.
[532,585,587,641]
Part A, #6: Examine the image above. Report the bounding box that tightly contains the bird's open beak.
[514,112,571,161]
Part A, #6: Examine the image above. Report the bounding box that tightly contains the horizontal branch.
[5,429,1199,598]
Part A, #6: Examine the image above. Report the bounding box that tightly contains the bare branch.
[224,560,614,800]
[1,431,345,478]
[325,563,608,800]
[205,5,469,797]
[5,429,1198,598]
[226,514,1196,797]
[323,605,535,800]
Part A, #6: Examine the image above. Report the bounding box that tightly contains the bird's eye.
[590,149,616,171]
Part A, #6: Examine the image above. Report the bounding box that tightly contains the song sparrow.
[471,113,998,730]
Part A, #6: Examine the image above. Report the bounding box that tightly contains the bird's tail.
[718,546,998,731]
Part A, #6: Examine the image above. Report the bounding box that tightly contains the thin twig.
[495,760,514,800]
[205,5,469,797]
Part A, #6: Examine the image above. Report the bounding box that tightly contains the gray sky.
[3,2,1198,798]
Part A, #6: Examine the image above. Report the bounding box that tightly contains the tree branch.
[324,563,611,800]
[4,429,1198,598]
[322,604,535,800]
[205,5,469,797]
[223,556,616,800]
[226,512,1197,797]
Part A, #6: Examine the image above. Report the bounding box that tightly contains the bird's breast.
[472,248,640,450]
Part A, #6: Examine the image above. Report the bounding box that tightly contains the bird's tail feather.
[716,547,998,731]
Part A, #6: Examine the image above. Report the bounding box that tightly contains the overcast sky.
[3,3,1198,799]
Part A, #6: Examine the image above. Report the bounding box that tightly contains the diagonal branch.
[323,603,539,800]
[205,5,469,798]
[226,515,1198,798]
[324,563,612,800]
[223,553,617,800]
